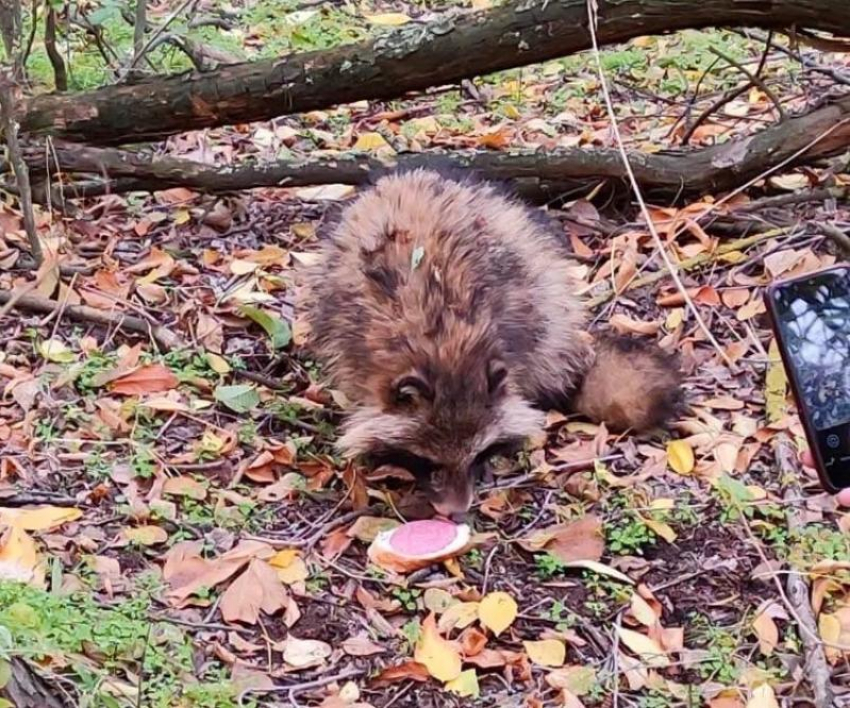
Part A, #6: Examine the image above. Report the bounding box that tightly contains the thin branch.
[774,436,835,708]
[0,288,184,350]
[132,0,146,68]
[20,0,39,73]
[0,75,41,265]
[585,0,733,367]
[44,5,66,91]
[125,0,196,73]
[681,33,775,146]
[709,45,785,120]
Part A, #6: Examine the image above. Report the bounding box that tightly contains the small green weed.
[0,580,250,707]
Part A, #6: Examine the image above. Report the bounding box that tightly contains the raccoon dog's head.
[336,353,544,520]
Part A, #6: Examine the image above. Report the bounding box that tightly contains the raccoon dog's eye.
[373,448,437,478]
[487,360,508,395]
[393,374,432,405]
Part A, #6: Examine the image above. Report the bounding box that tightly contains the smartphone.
[765,264,850,492]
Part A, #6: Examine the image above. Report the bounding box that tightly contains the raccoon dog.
[300,169,682,518]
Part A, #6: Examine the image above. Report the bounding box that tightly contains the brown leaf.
[166,540,272,603]
[109,364,178,396]
[519,515,604,563]
[342,634,386,657]
[370,661,430,688]
[220,564,263,625]
[163,476,208,500]
[459,626,488,657]
[220,559,288,625]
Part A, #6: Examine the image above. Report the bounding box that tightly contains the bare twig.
[132,0,146,68]
[237,667,364,705]
[586,3,737,367]
[0,75,41,265]
[44,5,66,91]
[20,0,38,72]
[0,288,183,350]
[126,0,196,73]
[820,222,850,257]
[681,33,774,146]
[709,45,785,120]
[775,436,835,708]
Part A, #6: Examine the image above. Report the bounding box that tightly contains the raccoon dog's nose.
[431,500,471,524]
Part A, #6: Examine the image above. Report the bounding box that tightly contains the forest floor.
[2,1,850,707]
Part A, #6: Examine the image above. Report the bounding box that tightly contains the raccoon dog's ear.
[487,359,509,396]
[392,374,432,406]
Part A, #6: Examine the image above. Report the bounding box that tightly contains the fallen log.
[25,94,850,202]
[20,0,850,145]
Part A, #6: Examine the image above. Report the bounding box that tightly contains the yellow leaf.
[630,593,659,627]
[819,612,842,663]
[174,209,191,225]
[746,684,780,708]
[666,439,695,475]
[641,515,677,543]
[665,308,684,330]
[0,506,83,531]
[438,601,480,633]
[752,611,778,655]
[502,103,521,120]
[415,613,462,682]
[270,549,300,568]
[0,525,43,586]
[364,12,411,26]
[353,132,394,153]
[524,639,566,667]
[270,550,309,584]
[617,627,669,668]
[38,339,75,363]
[445,669,479,698]
[765,339,787,424]
[206,353,231,374]
[230,259,260,275]
[478,591,518,636]
[121,525,168,546]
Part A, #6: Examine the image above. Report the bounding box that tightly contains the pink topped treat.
[368,519,471,573]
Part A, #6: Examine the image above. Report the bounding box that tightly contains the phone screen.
[772,267,850,488]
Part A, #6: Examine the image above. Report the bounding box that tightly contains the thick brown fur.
[299,168,683,515]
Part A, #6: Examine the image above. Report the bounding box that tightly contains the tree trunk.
[19,0,850,145]
[29,94,850,202]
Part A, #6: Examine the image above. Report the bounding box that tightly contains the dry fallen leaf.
[282,635,332,669]
[269,549,309,584]
[221,559,288,625]
[121,525,168,546]
[109,364,178,396]
[524,639,566,667]
[0,524,44,586]
[445,669,479,698]
[438,601,480,633]
[519,515,604,563]
[617,627,669,668]
[0,506,82,531]
[342,635,386,657]
[666,439,695,475]
[746,684,780,708]
[414,613,462,682]
[478,591,518,637]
